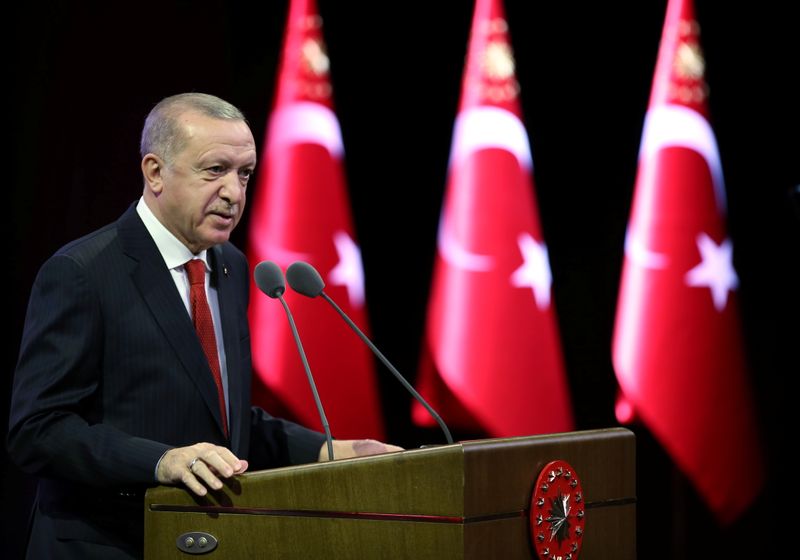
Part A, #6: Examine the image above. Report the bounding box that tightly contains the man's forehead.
[179,111,249,136]
[179,116,255,156]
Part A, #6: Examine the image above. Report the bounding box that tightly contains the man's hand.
[157,442,249,496]
[318,439,404,461]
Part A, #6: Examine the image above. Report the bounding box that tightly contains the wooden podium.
[144,428,635,559]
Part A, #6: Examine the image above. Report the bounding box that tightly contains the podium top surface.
[145,428,635,518]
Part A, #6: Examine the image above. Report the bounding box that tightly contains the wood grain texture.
[145,428,636,559]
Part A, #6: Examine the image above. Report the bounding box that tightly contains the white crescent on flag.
[439,105,533,271]
[640,104,726,213]
[626,103,727,270]
[267,101,344,158]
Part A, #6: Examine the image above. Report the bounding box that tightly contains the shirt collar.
[136,197,209,272]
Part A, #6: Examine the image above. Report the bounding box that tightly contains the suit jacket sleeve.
[7,253,169,486]
[247,407,326,469]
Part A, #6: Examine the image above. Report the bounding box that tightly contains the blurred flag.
[247,0,384,440]
[413,0,573,437]
[612,0,763,524]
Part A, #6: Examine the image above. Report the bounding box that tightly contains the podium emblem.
[530,459,585,560]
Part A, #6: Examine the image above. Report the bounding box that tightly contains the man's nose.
[219,172,243,205]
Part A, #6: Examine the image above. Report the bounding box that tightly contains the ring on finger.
[188,457,201,471]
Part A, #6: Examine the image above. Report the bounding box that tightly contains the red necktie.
[185,259,228,437]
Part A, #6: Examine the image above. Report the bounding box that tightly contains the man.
[7,92,401,559]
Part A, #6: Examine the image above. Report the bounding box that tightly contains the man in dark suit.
[7,92,400,559]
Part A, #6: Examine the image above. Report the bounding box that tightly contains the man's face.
[152,111,257,253]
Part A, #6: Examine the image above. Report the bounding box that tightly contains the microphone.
[253,261,334,461]
[286,261,453,445]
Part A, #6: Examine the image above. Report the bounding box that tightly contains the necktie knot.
[185,259,206,286]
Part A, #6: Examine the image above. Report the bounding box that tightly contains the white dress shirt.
[136,197,230,420]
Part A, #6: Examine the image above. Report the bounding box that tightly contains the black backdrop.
[6,1,798,558]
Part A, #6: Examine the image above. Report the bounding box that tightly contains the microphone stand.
[320,292,453,445]
[278,294,334,461]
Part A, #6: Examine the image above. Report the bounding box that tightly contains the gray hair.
[140,93,247,163]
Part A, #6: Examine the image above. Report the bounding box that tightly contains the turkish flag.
[612,0,764,524]
[413,0,573,437]
[246,0,384,440]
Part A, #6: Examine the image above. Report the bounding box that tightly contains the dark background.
[6,1,798,558]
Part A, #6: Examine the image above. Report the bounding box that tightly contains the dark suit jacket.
[7,204,326,559]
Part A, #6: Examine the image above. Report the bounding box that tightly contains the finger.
[189,458,225,491]
[198,449,235,479]
[180,466,210,496]
[214,446,247,474]
[200,447,244,478]
[206,458,248,476]
[352,439,389,456]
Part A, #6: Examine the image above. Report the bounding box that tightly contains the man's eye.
[239,169,254,180]
[207,166,225,174]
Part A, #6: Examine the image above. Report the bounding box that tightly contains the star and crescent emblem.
[530,460,585,560]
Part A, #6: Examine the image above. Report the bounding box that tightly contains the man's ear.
[141,154,165,194]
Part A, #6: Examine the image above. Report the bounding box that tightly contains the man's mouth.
[209,208,235,219]
[208,209,236,229]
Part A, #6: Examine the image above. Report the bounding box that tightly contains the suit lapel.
[210,245,243,452]
[118,205,228,439]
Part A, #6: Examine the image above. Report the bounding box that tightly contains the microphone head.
[253,261,286,298]
[286,261,325,298]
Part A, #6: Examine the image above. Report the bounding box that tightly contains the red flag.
[247,0,385,440]
[413,0,573,437]
[612,0,763,524]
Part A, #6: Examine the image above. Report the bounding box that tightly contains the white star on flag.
[510,232,552,310]
[329,231,365,307]
[684,232,739,311]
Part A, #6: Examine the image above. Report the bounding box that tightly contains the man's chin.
[193,230,232,252]
[208,232,232,247]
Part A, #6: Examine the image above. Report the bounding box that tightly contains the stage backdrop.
[6,1,798,559]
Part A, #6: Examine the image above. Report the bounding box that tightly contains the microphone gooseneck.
[286,261,454,445]
[253,261,334,460]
